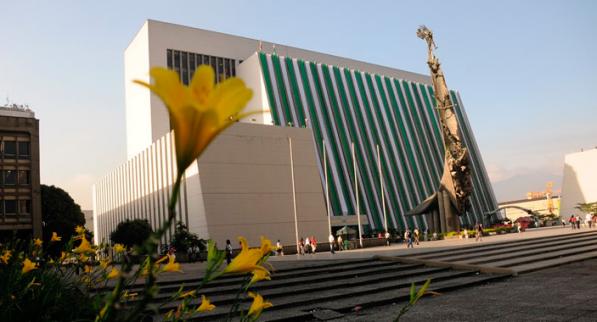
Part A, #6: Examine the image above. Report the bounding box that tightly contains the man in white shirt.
[329,234,335,254]
[586,213,593,229]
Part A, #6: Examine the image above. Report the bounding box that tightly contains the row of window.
[166,49,237,85]
[0,170,30,186]
[0,199,31,215]
[0,141,30,159]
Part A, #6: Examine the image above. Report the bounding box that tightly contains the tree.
[41,184,85,246]
[576,202,597,215]
[171,221,205,254]
[110,219,153,248]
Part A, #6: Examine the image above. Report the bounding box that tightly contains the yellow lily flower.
[162,254,182,273]
[260,236,274,257]
[250,269,271,286]
[50,232,62,242]
[179,290,196,299]
[134,65,253,173]
[84,265,93,274]
[196,295,216,312]
[33,238,42,247]
[223,237,269,275]
[107,267,120,279]
[75,225,86,235]
[73,235,94,254]
[99,259,111,269]
[0,250,11,264]
[113,243,126,254]
[22,258,38,274]
[247,292,273,319]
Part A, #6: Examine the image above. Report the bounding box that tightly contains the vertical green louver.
[258,53,497,232]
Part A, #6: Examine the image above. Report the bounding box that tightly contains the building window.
[4,170,16,185]
[18,199,31,214]
[166,49,237,84]
[2,141,17,158]
[4,200,16,214]
[18,141,30,159]
[18,170,30,185]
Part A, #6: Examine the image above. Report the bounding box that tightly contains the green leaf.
[409,282,416,303]
[413,279,431,305]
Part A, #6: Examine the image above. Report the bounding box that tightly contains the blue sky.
[1,0,595,209]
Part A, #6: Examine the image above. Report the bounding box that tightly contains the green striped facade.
[258,52,497,232]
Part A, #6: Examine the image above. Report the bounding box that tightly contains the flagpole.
[378,144,387,233]
[289,137,300,255]
[324,140,331,237]
[353,142,363,248]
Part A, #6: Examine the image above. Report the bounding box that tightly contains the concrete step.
[153,265,457,313]
[176,268,479,321]
[449,236,597,265]
[484,243,597,268]
[413,230,597,260]
[510,251,597,273]
[148,261,421,301]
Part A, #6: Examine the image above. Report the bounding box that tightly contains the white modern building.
[560,148,597,217]
[93,20,497,247]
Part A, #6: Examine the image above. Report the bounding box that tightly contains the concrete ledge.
[373,255,517,276]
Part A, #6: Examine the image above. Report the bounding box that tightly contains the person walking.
[405,229,414,248]
[276,240,284,256]
[299,238,305,255]
[337,235,343,251]
[569,215,576,230]
[586,213,593,229]
[475,222,483,242]
[311,236,317,253]
[329,234,335,254]
[385,231,391,246]
[225,239,233,264]
[305,237,311,254]
[576,215,581,229]
[464,229,469,239]
[413,228,420,245]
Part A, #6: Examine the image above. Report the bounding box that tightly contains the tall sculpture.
[407,26,473,233]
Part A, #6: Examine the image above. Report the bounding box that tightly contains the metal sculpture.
[407,26,473,233]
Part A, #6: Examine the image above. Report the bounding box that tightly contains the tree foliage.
[171,221,205,254]
[576,202,597,215]
[110,219,153,248]
[41,184,85,246]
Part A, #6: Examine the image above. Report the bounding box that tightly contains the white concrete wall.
[560,149,597,216]
[124,22,152,159]
[236,53,272,125]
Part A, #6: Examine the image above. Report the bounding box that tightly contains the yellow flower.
[79,253,89,262]
[161,254,182,273]
[250,269,271,286]
[75,225,86,235]
[107,267,120,279]
[156,255,169,264]
[223,237,269,275]
[179,290,196,299]
[196,295,216,312]
[73,235,94,254]
[0,250,11,264]
[22,258,38,274]
[99,259,111,269]
[134,65,253,173]
[50,232,62,242]
[260,236,274,257]
[33,238,42,247]
[113,243,125,254]
[84,265,93,274]
[247,292,273,319]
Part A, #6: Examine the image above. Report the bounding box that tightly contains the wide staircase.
[127,229,597,321]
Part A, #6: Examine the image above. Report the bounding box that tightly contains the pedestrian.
[337,235,343,251]
[225,239,233,264]
[569,215,576,230]
[385,231,391,246]
[305,237,311,254]
[276,240,284,256]
[586,213,593,229]
[576,215,581,229]
[328,234,335,254]
[475,222,483,242]
[311,236,317,253]
[516,222,521,233]
[413,228,420,245]
[299,238,305,255]
[405,229,413,248]
[561,218,566,227]
[464,229,469,239]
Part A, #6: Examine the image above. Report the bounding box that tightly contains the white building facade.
[93,20,497,246]
[560,149,597,217]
